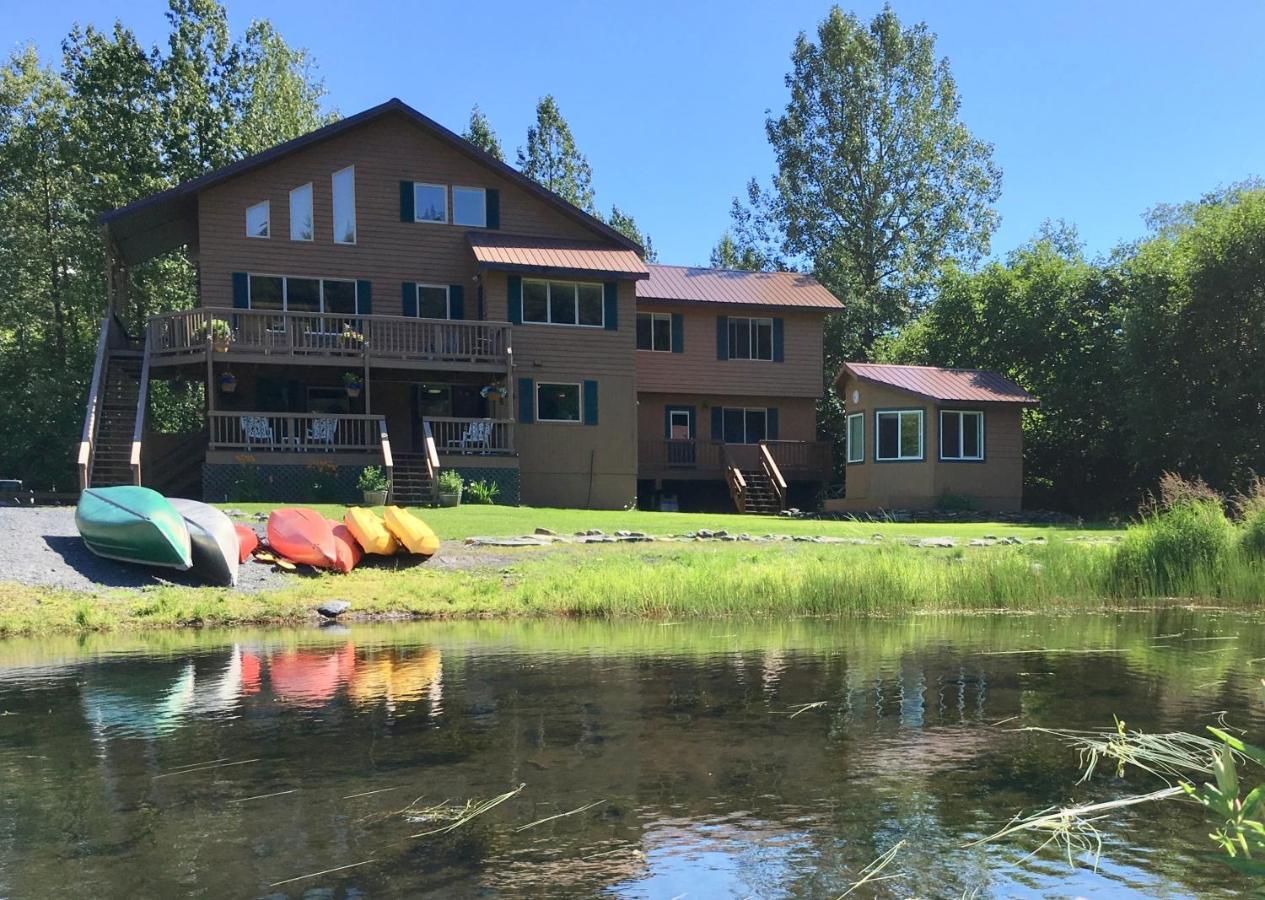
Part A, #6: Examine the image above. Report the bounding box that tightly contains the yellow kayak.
[383,506,440,556]
[343,507,399,556]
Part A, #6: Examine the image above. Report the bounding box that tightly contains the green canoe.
[76,486,193,571]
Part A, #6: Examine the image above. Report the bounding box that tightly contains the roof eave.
[476,261,649,281]
[636,296,842,313]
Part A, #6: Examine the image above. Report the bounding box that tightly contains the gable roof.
[468,233,648,279]
[100,97,641,264]
[839,363,1038,404]
[636,264,843,310]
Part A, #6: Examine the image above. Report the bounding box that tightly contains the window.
[289,184,313,241]
[414,183,447,223]
[875,410,923,461]
[728,316,773,360]
[415,285,450,319]
[522,279,604,327]
[246,201,270,239]
[536,382,581,422]
[637,313,671,351]
[452,186,486,227]
[308,387,349,414]
[668,409,691,440]
[247,275,358,314]
[722,407,767,444]
[847,413,865,463]
[940,410,984,460]
[332,167,356,244]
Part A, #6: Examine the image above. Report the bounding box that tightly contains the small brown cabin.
[827,363,1038,512]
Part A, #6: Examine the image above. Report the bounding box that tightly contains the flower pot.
[345,385,362,398]
[219,376,237,394]
[438,489,461,508]
[212,338,230,353]
[362,490,387,506]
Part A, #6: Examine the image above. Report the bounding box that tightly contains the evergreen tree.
[709,231,767,271]
[607,205,656,261]
[517,95,595,212]
[462,104,503,161]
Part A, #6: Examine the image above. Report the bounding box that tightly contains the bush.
[936,492,980,512]
[1115,498,1236,594]
[465,479,500,504]
[307,462,339,503]
[1237,478,1265,558]
[357,465,388,493]
[438,470,464,494]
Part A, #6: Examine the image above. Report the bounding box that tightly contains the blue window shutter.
[355,280,372,315]
[402,282,417,317]
[663,406,671,438]
[772,317,784,362]
[711,406,723,440]
[449,285,464,320]
[583,380,599,425]
[232,272,248,308]
[518,378,534,423]
[507,275,522,324]
[766,408,779,440]
[486,189,500,229]
[671,313,684,353]
[603,282,618,330]
[400,181,414,221]
[716,316,729,360]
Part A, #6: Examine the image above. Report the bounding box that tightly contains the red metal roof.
[468,232,649,279]
[841,363,1038,404]
[636,265,843,310]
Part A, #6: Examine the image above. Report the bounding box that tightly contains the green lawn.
[216,502,1121,542]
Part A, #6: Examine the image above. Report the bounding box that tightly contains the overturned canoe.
[343,507,399,556]
[383,506,439,556]
[267,508,337,568]
[169,498,239,587]
[76,486,192,571]
[328,521,364,574]
[234,524,260,563]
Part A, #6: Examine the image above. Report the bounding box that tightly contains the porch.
[638,439,832,481]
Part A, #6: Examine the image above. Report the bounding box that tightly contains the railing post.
[129,334,152,486]
[78,315,114,492]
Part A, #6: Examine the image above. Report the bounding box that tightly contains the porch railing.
[428,417,515,455]
[761,440,832,476]
[208,412,386,452]
[147,309,511,367]
[77,316,114,491]
[639,439,831,478]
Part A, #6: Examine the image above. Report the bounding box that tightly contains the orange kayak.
[328,521,364,574]
[234,524,260,563]
[267,508,337,568]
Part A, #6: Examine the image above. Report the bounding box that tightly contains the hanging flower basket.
[480,384,507,402]
[342,371,364,398]
[219,372,237,394]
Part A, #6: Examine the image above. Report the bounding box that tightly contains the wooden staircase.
[737,468,782,514]
[391,453,436,506]
[87,350,144,488]
[723,443,789,515]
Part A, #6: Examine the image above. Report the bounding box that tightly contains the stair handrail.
[378,418,395,503]
[721,443,748,513]
[128,333,152,485]
[422,420,440,505]
[758,442,788,510]
[78,315,114,491]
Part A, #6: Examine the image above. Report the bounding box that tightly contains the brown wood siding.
[197,114,598,317]
[634,302,827,398]
[637,393,817,443]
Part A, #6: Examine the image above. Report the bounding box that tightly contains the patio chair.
[241,416,275,447]
[306,417,338,451]
[446,420,493,454]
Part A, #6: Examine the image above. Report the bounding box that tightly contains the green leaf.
[1215,749,1241,802]
[1209,727,1265,767]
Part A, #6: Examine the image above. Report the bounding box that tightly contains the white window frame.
[413,283,451,320]
[451,185,486,227]
[846,412,865,463]
[535,381,583,423]
[721,407,768,445]
[246,200,270,239]
[332,166,356,244]
[939,409,984,461]
[668,408,692,439]
[637,312,671,352]
[289,183,313,241]
[246,274,357,314]
[413,182,448,224]
[522,278,605,328]
[875,409,924,461]
[727,316,774,361]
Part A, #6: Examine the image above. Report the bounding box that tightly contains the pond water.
[0,611,1260,897]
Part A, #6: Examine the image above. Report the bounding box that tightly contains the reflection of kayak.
[383,506,439,556]
[82,662,196,738]
[343,508,399,556]
[234,524,259,562]
[169,498,239,586]
[349,648,441,706]
[269,643,355,707]
[76,486,192,570]
[329,522,363,574]
[267,508,336,568]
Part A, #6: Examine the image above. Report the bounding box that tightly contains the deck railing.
[77,316,114,490]
[639,438,831,478]
[760,440,832,476]
[427,417,515,455]
[147,309,511,367]
[208,412,386,452]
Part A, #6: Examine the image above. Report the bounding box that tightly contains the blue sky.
[7,1,1265,266]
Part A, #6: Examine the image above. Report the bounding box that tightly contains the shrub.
[438,470,464,494]
[936,492,980,512]
[1237,477,1265,558]
[307,461,339,503]
[1114,497,1236,594]
[229,463,265,502]
[466,479,500,504]
[357,465,388,493]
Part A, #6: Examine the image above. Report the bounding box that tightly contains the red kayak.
[328,521,364,574]
[266,508,337,568]
[234,524,260,563]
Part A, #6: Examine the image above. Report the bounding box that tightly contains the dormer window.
[414,183,447,223]
[452,186,486,227]
[246,201,270,239]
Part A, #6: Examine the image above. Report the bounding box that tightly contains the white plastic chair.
[306,417,338,450]
[241,416,275,447]
[447,420,493,454]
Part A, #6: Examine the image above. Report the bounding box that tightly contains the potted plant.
[437,470,463,507]
[341,326,365,350]
[479,383,508,402]
[357,465,389,506]
[207,318,233,352]
[343,371,364,398]
[219,371,237,393]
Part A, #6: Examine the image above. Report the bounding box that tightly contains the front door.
[667,408,695,466]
